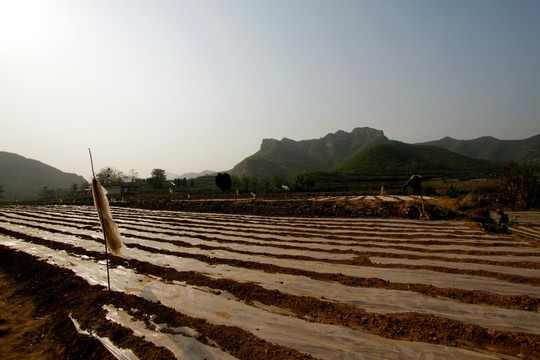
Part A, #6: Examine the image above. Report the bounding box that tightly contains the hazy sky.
[1,0,539,180]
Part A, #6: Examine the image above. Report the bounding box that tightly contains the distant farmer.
[496,209,509,226]
[402,174,423,195]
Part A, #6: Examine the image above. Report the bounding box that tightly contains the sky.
[1,0,539,180]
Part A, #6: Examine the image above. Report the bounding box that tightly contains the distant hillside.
[177,170,217,180]
[0,152,86,202]
[230,127,388,179]
[418,134,540,163]
[165,171,182,180]
[333,141,501,178]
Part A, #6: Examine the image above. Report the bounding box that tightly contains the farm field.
[0,205,539,359]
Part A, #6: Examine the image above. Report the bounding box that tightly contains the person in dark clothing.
[402,174,423,195]
[496,209,509,226]
[402,174,427,219]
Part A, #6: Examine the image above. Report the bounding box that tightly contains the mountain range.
[332,140,499,178]
[1,128,538,201]
[230,127,389,179]
[0,152,86,202]
[176,170,217,180]
[418,135,540,163]
[229,127,539,179]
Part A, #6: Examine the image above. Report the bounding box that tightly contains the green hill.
[230,127,388,179]
[0,152,87,202]
[333,141,500,178]
[418,134,540,162]
[296,141,502,192]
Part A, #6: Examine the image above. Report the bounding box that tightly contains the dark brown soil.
[0,247,314,360]
[1,244,539,359]
[1,201,539,359]
[113,196,462,220]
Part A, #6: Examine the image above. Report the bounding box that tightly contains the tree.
[520,160,539,210]
[39,186,56,200]
[251,176,259,193]
[230,175,241,194]
[173,177,188,187]
[291,174,315,192]
[499,160,539,210]
[70,183,79,197]
[215,173,232,193]
[79,180,90,192]
[128,169,139,183]
[96,167,128,187]
[240,175,251,193]
[445,184,458,198]
[500,161,521,210]
[149,168,167,189]
[273,174,288,192]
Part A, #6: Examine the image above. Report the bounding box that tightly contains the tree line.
[24,160,538,210]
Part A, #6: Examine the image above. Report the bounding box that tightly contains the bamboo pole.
[89,148,111,291]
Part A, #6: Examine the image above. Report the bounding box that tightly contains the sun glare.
[0,0,57,52]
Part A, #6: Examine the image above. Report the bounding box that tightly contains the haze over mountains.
[0,152,86,202]
[229,127,539,179]
[230,128,389,179]
[332,140,499,179]
[418,135,540,163]
[1,127,539,201]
